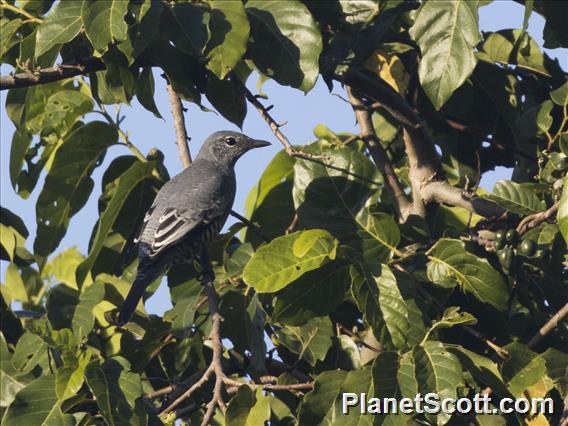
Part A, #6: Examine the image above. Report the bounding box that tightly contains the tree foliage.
[1,0,567,425]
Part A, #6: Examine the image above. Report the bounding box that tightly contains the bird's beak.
[249,139,271,149]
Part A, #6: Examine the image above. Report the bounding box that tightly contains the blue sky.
[1,1,566,316]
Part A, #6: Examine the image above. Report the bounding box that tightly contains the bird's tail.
[117,265,161,326]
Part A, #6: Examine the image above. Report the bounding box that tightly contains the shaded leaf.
[246,0,322,92]
[206,0,250,79]
[226,387,271,426]
[135,67,161,118]
[350,263,410,350]
[502,342,547,397]
[427,238,509,311]
[276,316,333,366]
[34,121,117,257]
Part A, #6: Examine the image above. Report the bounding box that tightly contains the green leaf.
[410,0,480,109]
[72,281,105,341]
[413,341,464,425]
[293,143,395,263]
[516,100,554,141]
[85,357,151,425]
[502,342,547,397]
[42,247,84,290]
[350,263,410,349]
[276,316,333,367]
[372,351,399,397]
[558,176,568,244]
[477,29,555,77]
[205,73,247,127]
[541,348,568,389]
[1,18,22,61]
[485,180,544,215]
[82,0,129,53]
[135,67,162,118]
[551,81,568,106]
[246,0,323,92]
[421,306,477,343]
[243,229,338,293]
[272,260,350,326]
[446,344,511,397]
[166,2,211,56]
[298,370,348,425]
[9,130,32,193]
[4,264,28,303]
[34,121,117,257]
[35,0,83,58]
[226,387,271,426]
[244,149,295,246]
[2,375,74,425]
[206,0,250,79]
[427,238,508,311]
[76,160,157,286]
[56,349,91,401]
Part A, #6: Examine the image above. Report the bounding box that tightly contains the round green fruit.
[498,247,514,271]
[505,229,518,244]
[495,230,506,242]
[494,240,505,250]
[518,239,536,256]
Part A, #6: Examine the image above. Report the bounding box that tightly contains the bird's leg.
[198,248,227,425]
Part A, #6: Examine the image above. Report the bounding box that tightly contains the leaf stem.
[0,2,43,23]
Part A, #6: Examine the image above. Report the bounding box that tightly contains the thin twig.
[516,201,560,234]
[527,303,568,349]
[338,325,383,353]
[1,2,42,23]
[222,377,314,393]
[229,210,269,242]
[167,84,192,167]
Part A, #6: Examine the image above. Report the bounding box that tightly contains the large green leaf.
[427,238,509,311]
[413,341,464,425]
[166,2,210,56]
[205,73,247,127]
[1,17,22,60]
[2,375,74,425]
[293,143,396,263]
[85,356,152,425]
[421,306,477,343]
[226,387,271,426]
[485,180,544,215]
[76,160,157,286]
[298,370,348,425]
[350,264,410,350]
[246,0,322,92]
[135,67,162,118]
[42,247,84,290]
[72,281,105,341]
[35,0,83,58]
[206,0,250,79]
[243,229,338,293]
[501,342,547,397]
[477,29,558,77]
[410,0,480,109]
[82,0,129,52]
[272,260,350,326]
[559,176,568,244]
[276,316,333,367]
[34,121,117,257]
[56,349,91,401]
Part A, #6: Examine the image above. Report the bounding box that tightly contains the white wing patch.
[149,208,200,257]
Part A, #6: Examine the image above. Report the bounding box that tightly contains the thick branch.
[347,86,411,220]
[0,57,106,90]
[167,84,192,167]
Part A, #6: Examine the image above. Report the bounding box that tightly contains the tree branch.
[167,84,192,167]
[347,86,411,220]
[527,302,568,349]
[0,57,106,90]
[516,201,560,234]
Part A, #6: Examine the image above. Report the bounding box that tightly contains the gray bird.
[118,131,270,325]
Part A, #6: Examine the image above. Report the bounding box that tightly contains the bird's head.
[197,131,271,166]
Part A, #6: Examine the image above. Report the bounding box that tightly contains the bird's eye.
[225,137,237,147]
